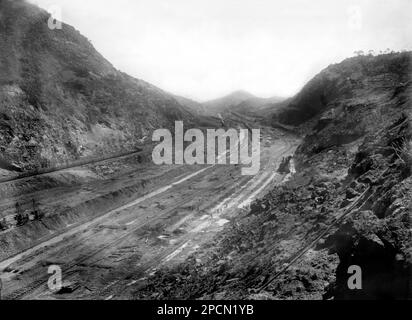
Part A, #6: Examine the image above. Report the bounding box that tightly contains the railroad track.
[96,140,297,299]
[4,164,244,299]
[4,192,205,299]
[0,148,144,185]
[98,156,295,299]
[3,130,296,299]
[253,185,373,293]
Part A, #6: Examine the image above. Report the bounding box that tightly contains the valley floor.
[0,127,298,299]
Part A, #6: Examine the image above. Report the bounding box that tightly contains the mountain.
[270,52,412,298]
[272,53,411,128]
[229,95,285,115]
[172,94,206,115]
[203,90,256,112]
[268,52,412,161]
[0,0,195,170]
[202,90,283,115]
[130,52,411,300]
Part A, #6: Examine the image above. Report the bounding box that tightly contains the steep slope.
[0,0,194,170]
[323,115,411,299]
[292,52,411,164]
[173,94,206,115]
[257,53,412,299]
[130,52,411,300]
[203,90,256,114]
[272,53,411,128]
[202,90,283,115]
[232,95,284,115]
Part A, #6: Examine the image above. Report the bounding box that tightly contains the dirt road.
[0,128,298,299]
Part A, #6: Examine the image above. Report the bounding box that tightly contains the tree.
[32,199,44,220]
[0,218,7,231]
[14,202,28,226]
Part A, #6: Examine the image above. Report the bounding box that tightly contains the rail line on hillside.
[254,185,373,293]
[3,164,230,299]
[0,148,144,185]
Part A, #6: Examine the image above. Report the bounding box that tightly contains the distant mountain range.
[0,0,282,170]
[201,90,284,115]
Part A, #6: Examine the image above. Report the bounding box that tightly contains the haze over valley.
[0,0,410,300]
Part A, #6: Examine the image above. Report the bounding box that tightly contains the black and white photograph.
[0,0,410,309]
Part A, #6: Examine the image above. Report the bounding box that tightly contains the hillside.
[132,52,411,300]
[202,90,283,115]
[272,53,411,127]
[0,0,195,170]
[289,53,411,162]
[0,0,410,301]
[172,94,206,115]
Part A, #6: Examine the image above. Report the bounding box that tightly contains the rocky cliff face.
[324,115,411,299]
[202,90,283,116]
[279,52,412,299]
[0,0,194,170]
[130,53,411,300]
[273,52,411,126]
[292,52,411,165]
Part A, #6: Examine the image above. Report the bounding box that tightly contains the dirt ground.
[0,126,298,300]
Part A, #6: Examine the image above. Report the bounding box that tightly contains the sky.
[30,0,412,101]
